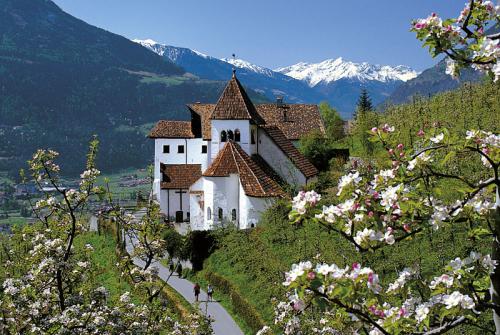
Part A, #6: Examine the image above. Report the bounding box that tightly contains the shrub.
[205,271,265,333]
[184,230,216,271]
[176,263,183,276]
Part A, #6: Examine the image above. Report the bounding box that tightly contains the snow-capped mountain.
[221,58,275,77]
[276,58,418,87]
[133,39,417,118]
[133,39,322,105]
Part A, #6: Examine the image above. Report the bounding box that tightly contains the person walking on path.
[207,284,214,302]
[194,283,201,302]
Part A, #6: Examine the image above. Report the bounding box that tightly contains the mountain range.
[133,39,419,118]
[0,0,482,178]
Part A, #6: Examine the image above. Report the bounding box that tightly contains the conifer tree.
[353,89,377,155]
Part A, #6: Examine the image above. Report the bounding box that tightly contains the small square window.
[202,145,207,154]
[163,145,170,153]
[177,145,184,153]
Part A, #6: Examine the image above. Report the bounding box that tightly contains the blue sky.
[52,0,463,71]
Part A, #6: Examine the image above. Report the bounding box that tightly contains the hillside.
[386,57,483,104]
[0,0,231,176]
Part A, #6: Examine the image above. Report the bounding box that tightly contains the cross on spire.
[232,53,236,75]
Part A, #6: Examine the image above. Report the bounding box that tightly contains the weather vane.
[232,53,236,74]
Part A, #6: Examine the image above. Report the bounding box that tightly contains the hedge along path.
[122,210,244,335]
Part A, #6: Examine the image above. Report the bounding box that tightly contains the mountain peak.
[133,38,159,46]
[221,58,274,76]
[276,59,418,87]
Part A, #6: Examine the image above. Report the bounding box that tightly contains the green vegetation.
[189,80,499,332]
[74,232,139,305]
[299,102,348,171]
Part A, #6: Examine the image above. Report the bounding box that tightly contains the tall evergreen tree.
[355,88,373,116]
[353,89,377,155]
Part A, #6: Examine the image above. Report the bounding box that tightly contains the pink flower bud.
[307,271,316,280]
[417,129,425,137]
[371,127,378,133]
[397,143,404,150]
[388,149,395,155]
[399,152,405,157]
[392,160,399,168]
[352,262,360,270]
[403,224,411,232]
[373,191,379,199]
[368,211,374,218]
[368,272,374,283]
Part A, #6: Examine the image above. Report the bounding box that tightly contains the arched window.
[218,208,223,221]
[231,209,237,221]
[227,130,234,141]
[250,223,255,228]
[234,129,241,142]
[251,129,256,144]
[221,131,227,142]
[207,207,212,220]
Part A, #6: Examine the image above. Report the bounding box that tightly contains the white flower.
[445,58,458,79]
[449,257,464,272]
[430,205,449,229]
[415,303,430,323]
[429,274,454,289]
[380,184,402,210]
[384,230,395,245]
[387,268,414,293]
[474,38,500,59]
[443,291,475,310]
[337,171,362,196]
[481,254,497,273]
[407,151,432,171]
[493,62,500,82]
[291,190,321,215]
[120,292,131,303]
[430,133,444,144]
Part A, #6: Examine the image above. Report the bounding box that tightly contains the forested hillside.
[0,0,235,176]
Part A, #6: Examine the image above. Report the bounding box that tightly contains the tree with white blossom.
[412,0,500,81]
[268,124,500,334]
[0,138,212,334]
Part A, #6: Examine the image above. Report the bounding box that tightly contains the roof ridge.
[231,142,266,195]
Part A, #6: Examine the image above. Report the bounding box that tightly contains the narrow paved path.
[90,213,244,335]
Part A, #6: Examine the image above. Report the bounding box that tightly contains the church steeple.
[210,73,265,124]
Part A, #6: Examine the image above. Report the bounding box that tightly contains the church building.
[149,72,324,230]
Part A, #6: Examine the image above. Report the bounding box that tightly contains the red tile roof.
[187,103,325,141]
[149,121,194,139]
[210,73,265,124]
[187,103,213,140]
[160,164,202,189]
[261,126,318,179]
[256,104,325,140]
[203,141,285,198]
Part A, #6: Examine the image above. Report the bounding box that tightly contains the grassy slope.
[197,82,499,332]
[74,232,138,304]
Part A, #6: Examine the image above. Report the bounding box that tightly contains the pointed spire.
[210,73,265,124]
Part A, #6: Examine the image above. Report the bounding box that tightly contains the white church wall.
[211,120,251,160]
[238,186,275,229]
[189,178,205,231]
[257,131,307,186]
[202,178,214,229]
[189,193,204,231]
[159,189,190,222]
[211,174,239,228]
